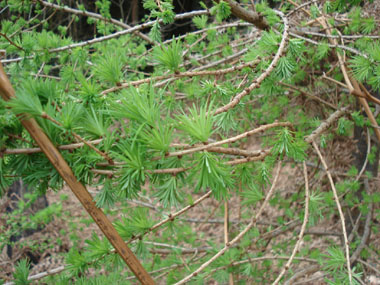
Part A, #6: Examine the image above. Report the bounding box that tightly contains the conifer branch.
[2,10,209,64]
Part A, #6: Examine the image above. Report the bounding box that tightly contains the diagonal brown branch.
[0,62,154,284]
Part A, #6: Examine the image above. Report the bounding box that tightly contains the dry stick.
[3,265,66,285]
[322,73,352,89]
[37,0,153,44]
[315,14,379,276]
[10,255,206,285]
[92,149,269,177]
[185,36,257,69]
[312,141,352,284]
[213,10,289,116]
[347,212,363,243]
[358,259,380,276]
[157,21,253,50]
[226,149,270,165]
[7,7,47,38]
[2,10,209,64]
[272,161,310,284]
[0,64,154,284]
[23,9,57,34]
[359,82,380,105]
[175,162,282,285]
[153,253,206,281]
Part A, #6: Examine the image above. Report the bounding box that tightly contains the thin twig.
[312,141,352,284]
[272,161,310,284]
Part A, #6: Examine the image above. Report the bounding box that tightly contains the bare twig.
[273,161,310,284]
[312,141,352,284]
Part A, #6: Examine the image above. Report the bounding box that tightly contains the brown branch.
[221,0,269,30]
[284,264,320,285]
[0,62,154,284]
[226,149,271,165]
